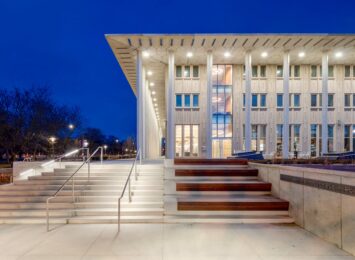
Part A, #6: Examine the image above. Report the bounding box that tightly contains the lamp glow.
[186,52,193,58]
[150,82,155,87]
[261,52,268,58]
[224,52,231,58]
[335,52,343,58]
[142,51,150,58]
[298,52,305,58]
[147,71,153,76]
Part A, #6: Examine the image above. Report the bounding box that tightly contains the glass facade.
[212,65,232,158]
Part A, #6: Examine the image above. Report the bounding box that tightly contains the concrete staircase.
[0,163,164,224]
[164,158,294,224]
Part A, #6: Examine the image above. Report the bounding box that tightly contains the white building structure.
[106,34,355,160]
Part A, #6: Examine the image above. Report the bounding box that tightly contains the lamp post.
[49,136,56,158]
[103,145,108,155]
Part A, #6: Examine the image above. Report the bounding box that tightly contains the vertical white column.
[167,51,175,159]
[321,52,329,155]
[282,52,290,159]
[136,50,143,161]
[206,51,213,158]
[245,52,252,152]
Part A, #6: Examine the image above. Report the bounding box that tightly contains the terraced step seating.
[164,158,293,224]
[0,162,164,224]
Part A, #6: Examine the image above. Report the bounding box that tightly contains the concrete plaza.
[0,223,353,260]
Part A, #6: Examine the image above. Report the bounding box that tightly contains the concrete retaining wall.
[250,162,355,255]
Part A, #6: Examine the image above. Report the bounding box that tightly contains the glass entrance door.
[175,125,199,157]
[212,139,232,158]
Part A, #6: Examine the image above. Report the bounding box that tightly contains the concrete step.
[0,208,164,217]
[0,215,164,224]
[168,176,259,181]
[49,170,163,176]
[0,195,163,203]
[13,179,163,186]
[27,175,163,181]
[0,189,163,197]
[0,183,163,191]
[0,201,163,210]
[174,158,248,165]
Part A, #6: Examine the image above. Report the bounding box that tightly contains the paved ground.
[0,224,353,260]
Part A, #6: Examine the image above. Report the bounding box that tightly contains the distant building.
[106,34,355,159]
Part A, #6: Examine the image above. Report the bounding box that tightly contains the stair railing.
[117,149,141,232]
[46,146,104,231]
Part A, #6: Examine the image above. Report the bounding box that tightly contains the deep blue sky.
[1,0,355,139]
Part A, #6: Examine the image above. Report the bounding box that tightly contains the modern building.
[106,34,355,160]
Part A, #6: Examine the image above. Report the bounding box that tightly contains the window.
[175,125,199,157]
[294,94,300,107]
[193,66,199,78]
[353,94,355,107]
[276,66,283,77]
[212,65,233,158]
[184,94,191,107]
[252,94,258,107]
[176,94,199,108]
[176,66,182,77]
[328,94,334,107]
[289,124,301,152]
[353,66,355,78]
[328,125,334,152]
[277,94,283,107]
[243,94,245,107]
[345,94,351,107]
[344,125,351,151]
[184,66,190,77]
[345,66,351,78]
[311,65,317,77]
[328,66,334,77]
[276,124,283,157]
[252,66,258,77]
[193,94,199,107]
[243,125,267,152]
[311,94,318,107]
[176,94,182,107]
[294,65,300,77]
[260,94,266,107]
[260,66,266,77]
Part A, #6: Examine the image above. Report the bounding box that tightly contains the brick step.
[176,182,271,192]
[174,158,248,165]
[175,168,258,177]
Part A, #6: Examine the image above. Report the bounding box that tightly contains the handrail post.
[88,157,91,181]
[118,198,121,232]
[128,178,132,202]
[46,199,49,232]
[59,158,62,168]
[100,147,103,164]
[72,176,75,202]
[135,162,137,181]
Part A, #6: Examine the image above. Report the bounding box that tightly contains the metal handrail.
[18,148,90,179]
[117,149,141,232]
[46,146,103,231]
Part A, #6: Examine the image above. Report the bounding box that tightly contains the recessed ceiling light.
[298,52,305,58]
[147,71,153,76]
[154,103,158,107]
[152,91,156,95]
[153,98,157,102]
[150,82,155,87]
[261,52,268,58]
[142,51,150,58]
[335,52,343,58]
[186,52,193,58]
[224,52,231,58]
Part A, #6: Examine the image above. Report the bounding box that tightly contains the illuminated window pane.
[176,66,182,77]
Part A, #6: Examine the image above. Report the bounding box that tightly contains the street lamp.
[68,124,75,130]
[103,145,108,155]
[49,136,56,157]
[83,140,89,148]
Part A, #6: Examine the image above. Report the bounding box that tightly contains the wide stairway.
[0,163,164,224]
[164,158,293,223]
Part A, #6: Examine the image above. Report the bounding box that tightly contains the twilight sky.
[1,0,355,139]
